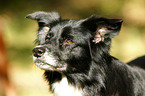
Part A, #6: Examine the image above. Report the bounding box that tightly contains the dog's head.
[26,11,123,72]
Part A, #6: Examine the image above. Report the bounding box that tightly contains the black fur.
[26,11,145,96]
[128,56,145,69]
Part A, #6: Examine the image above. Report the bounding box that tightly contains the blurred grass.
[10,65,52,96]
[0,0,145,96]
[111,25,145,62]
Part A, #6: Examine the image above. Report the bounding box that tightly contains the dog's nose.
[32,47,46,58]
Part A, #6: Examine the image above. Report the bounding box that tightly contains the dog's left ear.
[81,16,123,43]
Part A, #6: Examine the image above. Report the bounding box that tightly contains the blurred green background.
[0,0,145,96]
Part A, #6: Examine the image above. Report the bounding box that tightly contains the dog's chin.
[35,62,54,70]
[34,61,66,71]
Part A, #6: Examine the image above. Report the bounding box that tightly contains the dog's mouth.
[34,59,66,71]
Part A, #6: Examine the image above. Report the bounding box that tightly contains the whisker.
[88,40,93,59]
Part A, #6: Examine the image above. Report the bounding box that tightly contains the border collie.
[26,11,145,96]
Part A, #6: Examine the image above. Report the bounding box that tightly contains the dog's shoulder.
[52,76,83,96]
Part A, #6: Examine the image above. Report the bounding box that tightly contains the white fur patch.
[43,52,57,66]
[52,77,83,96]
[43,27,50,32]
[93,28,107,43]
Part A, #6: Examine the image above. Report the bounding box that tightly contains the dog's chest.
[52,77,83,96]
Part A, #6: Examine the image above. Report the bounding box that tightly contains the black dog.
[26,11,145,96]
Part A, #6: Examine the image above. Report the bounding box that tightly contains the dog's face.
[26,11,122,72]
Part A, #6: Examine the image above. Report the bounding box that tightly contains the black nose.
[32,47,46,58]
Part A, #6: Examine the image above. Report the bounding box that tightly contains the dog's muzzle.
[32,46,67,71]
[32,46,55,70]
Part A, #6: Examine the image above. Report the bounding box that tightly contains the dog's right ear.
[26,11,61,45]
[26,11,61,27]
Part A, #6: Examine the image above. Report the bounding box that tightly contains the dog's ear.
[81,16,123,43]
[26,11,61,27]
[26,11,61,45]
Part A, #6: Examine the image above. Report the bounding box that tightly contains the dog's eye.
[45,36,50,42]
[66,39,73,44]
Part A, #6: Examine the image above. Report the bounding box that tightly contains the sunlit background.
[0,0,145,96]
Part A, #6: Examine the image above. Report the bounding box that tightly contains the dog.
[26,11,145,96]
